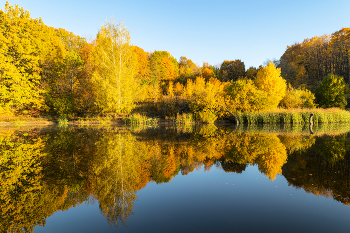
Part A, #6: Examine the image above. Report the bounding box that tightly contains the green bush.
[315,73,348,109]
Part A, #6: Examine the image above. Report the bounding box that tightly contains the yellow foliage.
[0,2,48,113]
[225,79,270,112]
[202,67,214,80]
[133,46,151,81]
[188,77,228,120]
[174,82,183,96]
[279,86,316,109]
[167,81,174,98]
[92,20,139,114]
[161,56,177,81]
[255,62,287,109]
[146,82,162,102]
[183,79,194,99]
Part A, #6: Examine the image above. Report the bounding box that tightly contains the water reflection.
[0,124,350,232]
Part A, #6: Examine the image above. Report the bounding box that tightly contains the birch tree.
[92,20,138,115]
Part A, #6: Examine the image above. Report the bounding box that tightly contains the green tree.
[315,73,348,109]
[92,20,139,114]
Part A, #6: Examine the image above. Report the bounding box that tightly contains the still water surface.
[2,124,350,232]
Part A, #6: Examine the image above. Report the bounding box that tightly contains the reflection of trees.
[93,130,148,229]
[220,160,247,174]
[317,134,348,163]
[2,126,350,232]
[221,132,288,180]
[279,135,315,154]
[0,130,46,233]
[283,134,350,205]
[0,128,99,233]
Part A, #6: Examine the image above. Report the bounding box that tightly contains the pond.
[1,123,350,233]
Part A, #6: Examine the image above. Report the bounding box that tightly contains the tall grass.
[176,113,195,125]
[124,113,158,126]
[238,108,350,125]
[58,116,68,127]
[240,122,350,136]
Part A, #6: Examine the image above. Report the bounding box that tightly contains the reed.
[58,116,68,127]
[176,113,195,125]
[240,122,350,136]
[124,114,158,126]
[238,108,350,125]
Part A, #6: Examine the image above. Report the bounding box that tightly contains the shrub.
[279,86,316,109]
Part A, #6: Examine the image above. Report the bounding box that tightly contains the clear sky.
[2,0,350,68]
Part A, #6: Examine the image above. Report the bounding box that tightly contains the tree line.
[0,2,349,121]
[279,29,350,88]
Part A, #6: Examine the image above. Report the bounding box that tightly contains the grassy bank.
[1,108,349,127]
[236,108,350,125]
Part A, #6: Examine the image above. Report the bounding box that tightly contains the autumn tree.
[225,79,270,112]
[179,56,200,81]
[330,28,350,84]
[149,51,178,81]
[161,56,177,81]
[279,30,350,89]
[46,28,86,117]
[167,81,174,98]
[255,62,287,109]
[133,46,151,81]
[174,82,183,96]
[188,77,228,122]
[74,42,97,114]
[279,42,308,87]
[218,59,245,82]
[92,20,139,115]
[246,66,258,80]
[0,2,47,115]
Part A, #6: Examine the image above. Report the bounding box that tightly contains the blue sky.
[2,0,350,68]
